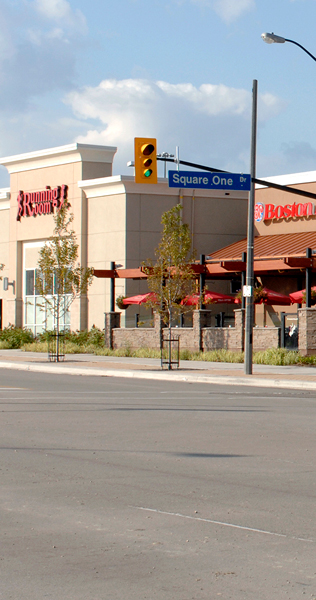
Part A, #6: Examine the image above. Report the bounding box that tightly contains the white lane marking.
[133,507,314,543]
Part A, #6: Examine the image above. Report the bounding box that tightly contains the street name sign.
[168,170,251,191]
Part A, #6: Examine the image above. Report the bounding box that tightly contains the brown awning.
[93,264,207,280]
[93,232,316,281]
[208,231,316,261]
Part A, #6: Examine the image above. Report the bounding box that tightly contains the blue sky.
[0,0,316,186]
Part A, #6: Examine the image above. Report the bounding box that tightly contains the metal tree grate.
[48,331,65,362]
[161,334,180,370]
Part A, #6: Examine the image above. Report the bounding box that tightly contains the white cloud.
[259,141,316,178]
[66,78,284,176]
[0,105,94,187]
[0,0,88,112]
[213,0,255,21]
[32,0,87,31]
[33,0,73,19]
[191,0,255,21]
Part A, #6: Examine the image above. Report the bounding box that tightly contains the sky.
[0,0,316,187]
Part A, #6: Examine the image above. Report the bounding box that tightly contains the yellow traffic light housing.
[134,138,157,184]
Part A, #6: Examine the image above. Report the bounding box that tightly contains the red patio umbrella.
[122,292,157,305]
[289,286,316,304]
[256,287,293,306]
[181,290,238,306]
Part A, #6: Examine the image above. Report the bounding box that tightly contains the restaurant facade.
[0,143,249,335]
[2,142,316,353]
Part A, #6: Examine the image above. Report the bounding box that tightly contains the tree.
[36,204,94,359]
[143,204,196,365]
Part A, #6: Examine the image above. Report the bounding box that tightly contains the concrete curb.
[1,360,316,391]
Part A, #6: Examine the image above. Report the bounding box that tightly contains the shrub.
[291,353,316,366]
[253,348,300,366]
[179,348,193,361]
[0,340,11,349]
[116,296,129,310]
[65,326,104,347]
[0,325,35,349]
[37,326,104,348]
[201,349,244,363]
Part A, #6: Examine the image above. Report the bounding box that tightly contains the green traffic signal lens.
[144,169,153,177]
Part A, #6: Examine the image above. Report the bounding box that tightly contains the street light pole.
[244,79,258,375]
[261,33,316,63]
[157,152,175,178]
[261,31,316,331]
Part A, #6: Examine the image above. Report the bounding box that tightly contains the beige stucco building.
[0,143,249,334]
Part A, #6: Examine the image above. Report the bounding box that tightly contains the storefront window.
[25,297,35,325]
[25,270,35,296]
[24,268,70,336]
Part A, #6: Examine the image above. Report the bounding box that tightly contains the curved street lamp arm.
[284,38,316,63]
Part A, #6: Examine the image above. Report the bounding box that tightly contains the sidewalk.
[1,349,316,390]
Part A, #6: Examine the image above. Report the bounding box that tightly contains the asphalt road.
[0,369,316,600]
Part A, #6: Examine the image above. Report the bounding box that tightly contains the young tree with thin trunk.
[143,204,196,365]
[36,204,94,359]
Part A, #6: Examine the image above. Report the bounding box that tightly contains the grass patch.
[3,326,316,366]
[193,349,245,363]
[253,347,299,366]
[17,342,316,365]
[22,342,48,353]
[0,340,12,349]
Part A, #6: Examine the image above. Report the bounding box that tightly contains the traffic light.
[134,138,157,184]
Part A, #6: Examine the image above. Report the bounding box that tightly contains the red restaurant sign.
[255,201,316,223]
[16,185,68,221]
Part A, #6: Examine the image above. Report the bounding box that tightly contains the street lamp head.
[261,32,286,44]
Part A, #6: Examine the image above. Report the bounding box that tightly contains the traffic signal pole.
[157,158,316,202]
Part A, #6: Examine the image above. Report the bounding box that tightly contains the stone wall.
[104,306,316,355]
[298,307,316,355]
[111,310,212,352]
[112,312,163,350]
[202,328,236,351]
[253,327,280,351]
[107,309,243,352]
[104,312,121,349]
[114,327,159,350]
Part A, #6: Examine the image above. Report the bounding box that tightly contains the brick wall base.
[104,306,316,355]
[104,308,280,354]
[298,307,316,356]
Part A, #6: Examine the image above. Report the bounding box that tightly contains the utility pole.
[244,79,258,375]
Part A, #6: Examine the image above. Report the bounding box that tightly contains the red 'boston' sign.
[255,201,316,223]
[16,185,68,221]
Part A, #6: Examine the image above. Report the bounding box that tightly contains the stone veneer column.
[193,310,212,352]
[298,307,316,356]
[234,308,245,352]
[104,312,121,349]
[154,312,166,349]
